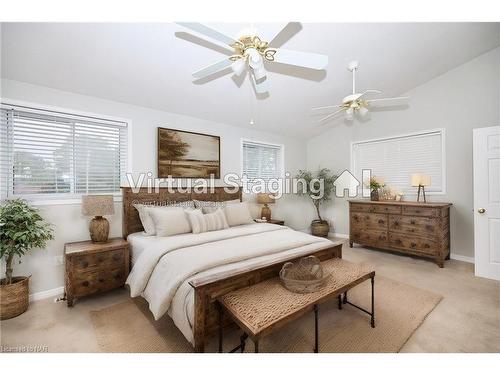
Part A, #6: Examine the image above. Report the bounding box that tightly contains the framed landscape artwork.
[157,127,221,178]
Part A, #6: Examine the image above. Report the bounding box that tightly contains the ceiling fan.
[312,61,410,122]
[176,23,328,94]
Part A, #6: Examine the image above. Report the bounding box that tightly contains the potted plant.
[295,168,336,237]
[369,176,385,201]
[0,199,53,320]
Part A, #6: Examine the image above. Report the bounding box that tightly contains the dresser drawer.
[351,212,388,230]
[351,230,388,247]
[402,205,438,217]
[72,267,126,297]
[350,203,401,214]
[388,233,437,255]
[389,215,438,236]
[73,249,125,272]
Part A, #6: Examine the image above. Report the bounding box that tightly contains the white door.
[473,126,500,280]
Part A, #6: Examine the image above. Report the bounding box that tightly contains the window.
[351,129,445,194]
[0,104,128,200]
[241,140,283,181]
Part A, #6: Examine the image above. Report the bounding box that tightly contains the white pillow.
[133,204,156,236]
[186,209,229,234]
[224,202,254,227]
[148,206,192,237]
[194,199,240,214]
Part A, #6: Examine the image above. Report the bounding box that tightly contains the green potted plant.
[295,168,337,237]
[369,176,385,201]
[0,199,53,320]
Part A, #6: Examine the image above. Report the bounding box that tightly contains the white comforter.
[126,223,333,344]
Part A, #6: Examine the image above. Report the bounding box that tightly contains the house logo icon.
[333,170,360,198]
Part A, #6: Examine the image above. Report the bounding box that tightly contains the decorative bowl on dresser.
[348,200,452,267]
[64,238,129,306]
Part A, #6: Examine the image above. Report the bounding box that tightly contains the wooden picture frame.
[157,127,220,178]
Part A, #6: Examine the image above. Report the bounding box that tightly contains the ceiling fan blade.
[318,108,345,122]
[192,58,232,80]
[359,89,382,98]
[268,22,302,47]
[365,96,410,106]
[251,72,269,94]
[177,23,237,46]
[312,104,343,111]
[271,49,328,70]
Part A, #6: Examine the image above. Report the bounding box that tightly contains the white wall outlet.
[53,255,64,266]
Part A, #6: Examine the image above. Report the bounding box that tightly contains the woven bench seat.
[217,258,376,353]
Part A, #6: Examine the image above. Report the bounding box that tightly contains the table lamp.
[82,195,115,243]
[411,174,431,203]
[257,193,275,221]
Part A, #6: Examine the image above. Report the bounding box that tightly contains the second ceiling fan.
[177,23,328,94]
[313,61,410,122]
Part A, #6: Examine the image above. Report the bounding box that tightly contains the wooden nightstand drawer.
[64,238,129,307]
[73,267,126,296]
[73,249,125,272]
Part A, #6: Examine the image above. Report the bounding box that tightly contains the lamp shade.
[411,174,431,187]
[257,193,275,205]
[82,195,115,216]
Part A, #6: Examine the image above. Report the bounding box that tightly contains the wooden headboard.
[122,186,243,238]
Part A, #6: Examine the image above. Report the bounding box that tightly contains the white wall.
[306,47,500,259]
[1,79,311,294]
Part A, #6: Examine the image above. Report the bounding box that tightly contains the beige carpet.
[90,275,442,353]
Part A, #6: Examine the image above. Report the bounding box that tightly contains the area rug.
[90,275,442,353]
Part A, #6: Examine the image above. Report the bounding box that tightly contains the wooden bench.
[217,258,376,353]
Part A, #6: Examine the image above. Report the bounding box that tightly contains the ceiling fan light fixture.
[358,106,369,117]
[231,58,246,76]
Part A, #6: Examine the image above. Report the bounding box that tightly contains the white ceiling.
[1,23,500,138]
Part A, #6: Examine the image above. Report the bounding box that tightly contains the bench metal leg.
[371,276,375,328]
[240,333,247,353]
[254,340,259,353]
[343,290,348,304]
[314,304,319,353]
[338,295,342,310]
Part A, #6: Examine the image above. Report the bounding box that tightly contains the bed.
[122,187,343,352]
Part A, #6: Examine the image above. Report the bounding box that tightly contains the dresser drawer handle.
[424,243,430,248]
[81,261,89,268]
[112,254,121,261]
[410,220,416,225]
[378,219,384,224]
[410,242,417,248]
[82,281,89,287]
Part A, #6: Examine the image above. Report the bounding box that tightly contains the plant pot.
[0,276,30,320]
[370,189,380,201]
[311,220,330,237]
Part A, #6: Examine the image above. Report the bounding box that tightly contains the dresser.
[64,238,129,306]
[348,200,452,267]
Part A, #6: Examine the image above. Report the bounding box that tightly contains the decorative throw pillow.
[224,202,254,227]
[194,199,240,214]
[186,208,229,234]
[133,204,156,236]
[148,206,192,237]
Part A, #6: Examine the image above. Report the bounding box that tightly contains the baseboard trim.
[29,286,64,302]
[330,232,349,239]
[450,253,474,264]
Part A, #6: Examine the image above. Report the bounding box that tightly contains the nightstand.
[64,238,129,307]
[255,219,285,226]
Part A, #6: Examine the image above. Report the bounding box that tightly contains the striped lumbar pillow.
[187,208,229,234]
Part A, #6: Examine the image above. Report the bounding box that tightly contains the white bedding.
[126,223,334,345]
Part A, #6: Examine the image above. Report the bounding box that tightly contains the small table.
[217,258,375,353]
[64,238,129,307]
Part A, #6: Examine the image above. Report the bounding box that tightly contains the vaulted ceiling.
[2,23,500,138]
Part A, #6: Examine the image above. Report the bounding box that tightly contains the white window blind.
[352,129,445,194]
[242,140,283,181]
[0,105,128,199]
